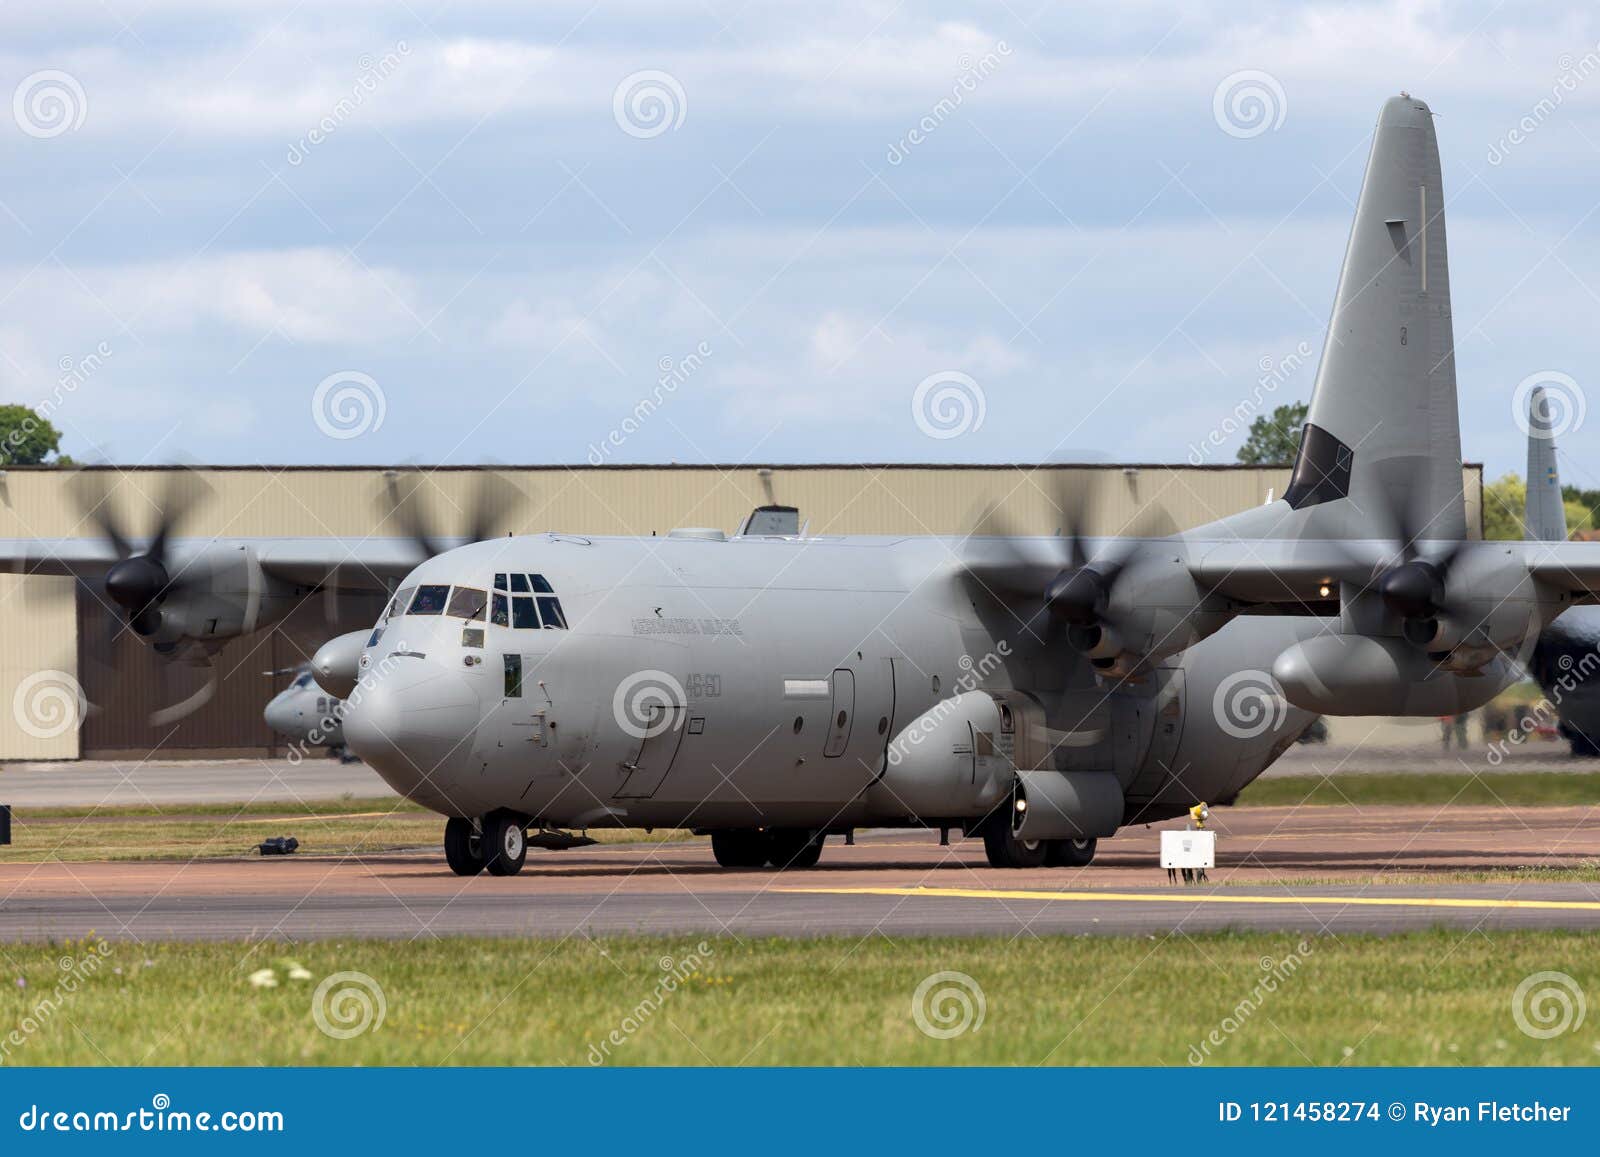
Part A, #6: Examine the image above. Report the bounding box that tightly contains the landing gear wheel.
[443,817,485,876]
[1046,837,1097,867]
[481,811,528,877]
[982,823,1049,869]
[768,830,825,870]
[711,831,771,868]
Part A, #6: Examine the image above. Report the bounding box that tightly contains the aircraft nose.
[262,695,297,736]
[341,658,479,794]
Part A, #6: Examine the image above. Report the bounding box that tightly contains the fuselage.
[263,669,346,748]
[340,531,1329,835]
[1531,607,1600,754]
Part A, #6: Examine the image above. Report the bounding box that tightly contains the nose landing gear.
[443,811,528,877]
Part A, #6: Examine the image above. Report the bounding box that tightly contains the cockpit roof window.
[509,573,530,594]
[493,574,507,590]
[446,586,487,621]
[530,573,554,594]
[408,584,451,616]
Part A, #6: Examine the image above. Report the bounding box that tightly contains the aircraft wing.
[1521,541,1600,602]
[1187,538,1383,605]
[1193,537,1600,607]
[0,536,447,590]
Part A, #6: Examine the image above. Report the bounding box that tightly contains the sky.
[5,1,1600,488]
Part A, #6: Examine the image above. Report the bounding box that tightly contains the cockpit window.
[490,592,509,627]
[446,586,488,621]
[366,626,385,648]
[509,573,530,594]
[537,596,567,629]
[530,573,554,593]
[493,573,507,590]
[291,672,313,689]
[408,585,451,615]
[388,587,415,620]
[512,596,538,629]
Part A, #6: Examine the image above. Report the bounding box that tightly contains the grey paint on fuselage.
[344,533,1322,831]
[263,667,346,748]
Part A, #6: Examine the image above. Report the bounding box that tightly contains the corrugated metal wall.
[0,463,1483,760]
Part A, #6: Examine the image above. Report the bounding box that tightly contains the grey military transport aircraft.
[7,94,1600,876]
[1521,388,1600,755]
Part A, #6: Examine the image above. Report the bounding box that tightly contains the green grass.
[1237,771,1600,808]
[1,932,1596,1066]
[0,800,691,863]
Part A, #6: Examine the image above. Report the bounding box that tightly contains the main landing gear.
[444,811,528,877]
[710,829,825,869]
[981,821,1097,869]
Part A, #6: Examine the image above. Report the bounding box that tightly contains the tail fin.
[1237,95,1465,541]
[1524,386,1568,541]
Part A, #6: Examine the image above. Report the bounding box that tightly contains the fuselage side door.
[614,704,689,799]
[823,668,856,757]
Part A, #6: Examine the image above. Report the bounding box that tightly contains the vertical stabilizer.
[1524,386,1568,542]
[1277,94,1464,539]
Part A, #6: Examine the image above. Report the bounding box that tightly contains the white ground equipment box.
[1161,830,1215,870]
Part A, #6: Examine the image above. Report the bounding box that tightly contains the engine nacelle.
[130,546,297,653]
[877,691,1014,820]
[1074,553,1233,677]
[1272,633,1516,716]
[311,628,370,700]
[1011,768,1124,840]
[1391,549,1545,673]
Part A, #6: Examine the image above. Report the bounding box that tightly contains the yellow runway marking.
[780,885,1600,913]
[235,812,401,824]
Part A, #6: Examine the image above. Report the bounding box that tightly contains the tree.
[1236,401,1308,466]
[1481,473,1525,540]
[0,404,68,466]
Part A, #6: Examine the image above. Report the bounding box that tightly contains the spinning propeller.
[379,468,526,561]
[71,469,212,638]
[959,471,1175,662]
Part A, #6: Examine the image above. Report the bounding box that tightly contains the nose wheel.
[481,810,528,876]
[444,817,485,876]
[444,813,528,877]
